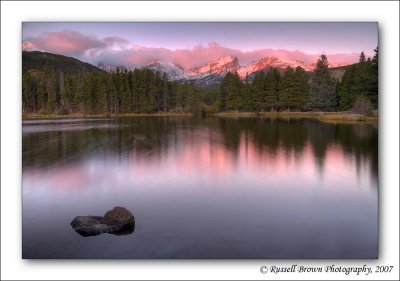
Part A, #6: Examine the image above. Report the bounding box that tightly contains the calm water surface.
[22,117,378,258]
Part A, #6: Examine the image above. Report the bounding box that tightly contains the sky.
[22,22,378,69]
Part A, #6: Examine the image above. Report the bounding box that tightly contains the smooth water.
[22,117,378,259]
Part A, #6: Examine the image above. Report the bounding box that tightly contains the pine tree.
[338,64,357,110]
[22,73,34,113]
[59,71,69,114]
[176,82,187,111]
[186,82,199,113]
[64,74,73,112]
[96,74,107,114]
[306,54,337,111]
[279,66,295,110]
[44,64,57,113]
[264,68,280,111]
[219,76,228,111]
[167,81,177,111]
[251,72,266,111]
[369,46,378,107]
[222,72,243,111]
[279,66,308,110]
[122,70,132,113]
[241,82,254,111]
[162,73,169,112]
[351,52,371,98]
[75,72,85,113]
[292,66,309,110]
[36,78,46,112]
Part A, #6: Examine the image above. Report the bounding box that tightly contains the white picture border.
[1,1,399,280]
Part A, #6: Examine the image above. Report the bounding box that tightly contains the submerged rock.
[71,207,135,237]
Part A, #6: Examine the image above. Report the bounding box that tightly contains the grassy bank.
[215,111,378,124]
[22,112,193,120]
[23,111,378,124]
[316,113,377,123]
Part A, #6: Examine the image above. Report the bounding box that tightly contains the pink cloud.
[22,30,360,69]
[103,36,129,48]
[22,41,34,49]
[22,30,128,56]
[97,42,359,70]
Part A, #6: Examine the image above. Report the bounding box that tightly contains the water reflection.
[22,117,378,258]
[23,117,378,184]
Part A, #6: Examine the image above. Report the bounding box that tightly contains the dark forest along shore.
[23,52,378,120]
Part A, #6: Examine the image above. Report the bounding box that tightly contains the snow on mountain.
[103,55,351,87]
[142,56,240,86]
[144,60,187,81]
[188,55,318,82]
[292,60,314,71]
[187,56,240,79]
[237,57,324,79]
[98,63,127,72]
[238,57,285,78]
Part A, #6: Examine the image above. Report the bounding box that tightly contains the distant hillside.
[22,51,102,74]
[330,64,354,81]
[304,64,354,81]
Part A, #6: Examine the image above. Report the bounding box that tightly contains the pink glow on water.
[23,130,374,196]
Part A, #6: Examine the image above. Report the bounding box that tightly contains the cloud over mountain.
[23,29,360,69]
[23,29,128,57]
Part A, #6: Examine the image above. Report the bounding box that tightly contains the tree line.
[218,48,378,113]
[219,65,309,112]
[22,48,378,115]
[337,48,378,111]
[23,65,202,115]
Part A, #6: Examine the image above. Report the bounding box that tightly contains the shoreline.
[22,111,378,124]
[215,111,378,123]
[22,112,193,120]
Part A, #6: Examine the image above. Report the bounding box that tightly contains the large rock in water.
[71,207,135,237]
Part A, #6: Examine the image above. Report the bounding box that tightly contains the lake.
[22,116,378,259]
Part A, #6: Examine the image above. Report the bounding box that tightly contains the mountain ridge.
[23,50,353,87]
[141,55,350,86]
[23,51,102,74]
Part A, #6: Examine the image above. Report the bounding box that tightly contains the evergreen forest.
[22,48,378,116]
